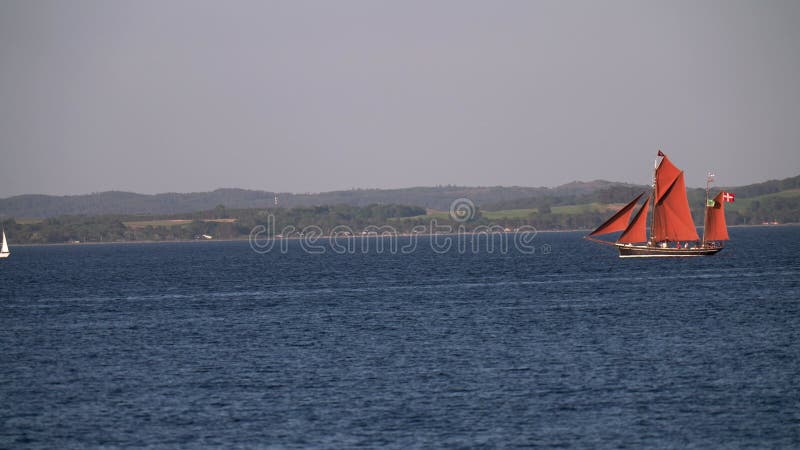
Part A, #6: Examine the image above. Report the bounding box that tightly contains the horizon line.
[2,172,798,200]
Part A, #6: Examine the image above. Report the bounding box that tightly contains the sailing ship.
[0,229,9,258]
[586,150,730,257]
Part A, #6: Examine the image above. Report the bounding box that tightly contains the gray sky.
[1,0,799,196]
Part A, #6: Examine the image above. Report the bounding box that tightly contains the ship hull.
[615,244,722,258]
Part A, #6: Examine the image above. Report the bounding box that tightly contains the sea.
[1,226,799,448]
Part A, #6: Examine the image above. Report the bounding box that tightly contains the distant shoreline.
[8,223,796,247]
[11,229,576,247]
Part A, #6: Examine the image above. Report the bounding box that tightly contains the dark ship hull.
[616,243,723,258]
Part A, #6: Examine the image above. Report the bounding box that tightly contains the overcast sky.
[1,0,798,196]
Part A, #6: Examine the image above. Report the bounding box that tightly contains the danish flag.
[722,192,735,203]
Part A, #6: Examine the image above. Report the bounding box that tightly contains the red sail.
[588,193,644,237]
[704,192,729,241]
[655,152,682,203]
[618,196,649,243]
[652,171,699,241]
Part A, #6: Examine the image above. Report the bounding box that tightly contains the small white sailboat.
[0,229,10,258]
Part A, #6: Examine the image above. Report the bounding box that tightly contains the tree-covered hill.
[5,176,794,220]
[0,182,631,218]
[1,175,798,244]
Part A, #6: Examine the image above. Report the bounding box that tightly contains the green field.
[552,203,621,214]
[389,202,622,222]
[483,203,620,219]
[389,211,450,222]
[123,219,193,228]
[481,208,538,220]
[726,189,800,211]
[123,218,237,229]
[14,218,43,225]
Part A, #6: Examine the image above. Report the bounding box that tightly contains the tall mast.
[702,171,714,247]
[649,152,659,246]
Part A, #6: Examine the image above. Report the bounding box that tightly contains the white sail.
[0,230,9,257]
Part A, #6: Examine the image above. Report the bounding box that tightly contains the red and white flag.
[722,192,735,203]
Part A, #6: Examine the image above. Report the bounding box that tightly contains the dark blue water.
[1,227,799,448]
